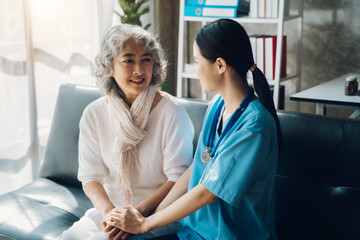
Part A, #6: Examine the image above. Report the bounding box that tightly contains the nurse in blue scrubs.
[103,18,280,240]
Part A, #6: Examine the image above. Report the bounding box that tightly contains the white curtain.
[0,0,118,195]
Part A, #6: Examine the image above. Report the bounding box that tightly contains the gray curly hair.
[93,24,167,96]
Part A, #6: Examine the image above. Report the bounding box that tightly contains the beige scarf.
[106,86,156,205]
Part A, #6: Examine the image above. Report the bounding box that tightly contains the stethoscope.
[198,86,255,184]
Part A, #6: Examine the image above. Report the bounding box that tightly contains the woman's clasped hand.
[103,206,147,235]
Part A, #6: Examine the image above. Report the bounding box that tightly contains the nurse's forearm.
[154,164,193,213]
[144,184,218,232]
[84,181,115,217]
[135,181,175,217]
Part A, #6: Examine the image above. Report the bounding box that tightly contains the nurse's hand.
[105,205,148,235]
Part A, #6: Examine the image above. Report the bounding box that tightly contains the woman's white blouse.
[78,93,194,206]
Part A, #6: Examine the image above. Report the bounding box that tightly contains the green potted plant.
[114,0,151,30]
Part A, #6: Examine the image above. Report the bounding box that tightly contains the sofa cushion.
[0,178,93,240]
[277,111,343,184]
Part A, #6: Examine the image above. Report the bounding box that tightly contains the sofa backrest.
[39,84,103,188]
[176,98,208,151]
[277,111,360,240]
[40,84,209,188]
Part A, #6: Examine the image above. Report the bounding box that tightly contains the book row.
[249,0,279,19]
[249,35,287,80]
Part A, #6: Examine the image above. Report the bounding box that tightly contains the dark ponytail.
[195,18,282,147]
[252,67,282,149]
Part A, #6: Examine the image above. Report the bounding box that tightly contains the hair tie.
[249,64,257,72]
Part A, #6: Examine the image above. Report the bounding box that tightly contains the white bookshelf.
[176,0,304,109]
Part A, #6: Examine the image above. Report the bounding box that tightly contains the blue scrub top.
[177,95,279,240]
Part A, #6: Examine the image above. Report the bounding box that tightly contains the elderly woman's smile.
[131,78,145,83]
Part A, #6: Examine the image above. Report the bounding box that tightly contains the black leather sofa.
[0,84,359,240]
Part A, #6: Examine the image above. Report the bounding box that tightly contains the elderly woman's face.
[112,39,153,104]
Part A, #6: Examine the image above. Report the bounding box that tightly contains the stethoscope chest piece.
[201,147,211,164]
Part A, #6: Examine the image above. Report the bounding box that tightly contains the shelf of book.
[177,0,304,109]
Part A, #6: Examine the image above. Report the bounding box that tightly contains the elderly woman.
[60,24,194,239]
